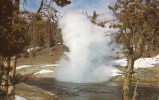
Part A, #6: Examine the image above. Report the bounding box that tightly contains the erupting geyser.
[55,12,119,83]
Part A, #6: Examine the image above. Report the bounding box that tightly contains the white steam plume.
[55,12,119,83]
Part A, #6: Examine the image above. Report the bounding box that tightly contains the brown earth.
[17,45,64,65]
[15,45,64,100]
[15,83,58,100]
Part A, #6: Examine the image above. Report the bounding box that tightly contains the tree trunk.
[0,62,3,95]
[0,56,17,100]
[1,57,10,97]
[8,56,17,99]
[123,55,134,100]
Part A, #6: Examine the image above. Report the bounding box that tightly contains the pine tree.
[109,0,159,99]
[0,0,71,99]
[0,0,29,99]
[92,10,97,21]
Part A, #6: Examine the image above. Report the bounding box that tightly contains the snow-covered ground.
[40,64,59,67]
[16,55,159,79]
[34,70,54,75]
[113,55,159,68]
[16,65,37,70]
[15,95,27,100]
[16,64,58,70]
[16,55,159,71]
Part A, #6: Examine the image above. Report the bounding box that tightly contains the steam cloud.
[55,12,119,83]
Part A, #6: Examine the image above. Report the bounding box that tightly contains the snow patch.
[16,64,58,70]
[34,70,54,75]
[40,64,59,67]
[16,65,37,70]
[113,55,159,68]
[15,95,27,100]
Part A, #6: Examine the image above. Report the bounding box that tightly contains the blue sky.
[20,0,110,14]
[20,0,41,12]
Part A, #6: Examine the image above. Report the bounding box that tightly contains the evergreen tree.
[91,10,97,24]
[109,0,159,99]
[0,0,29,99]
[0,0,71,99]
[92,10,97,21]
